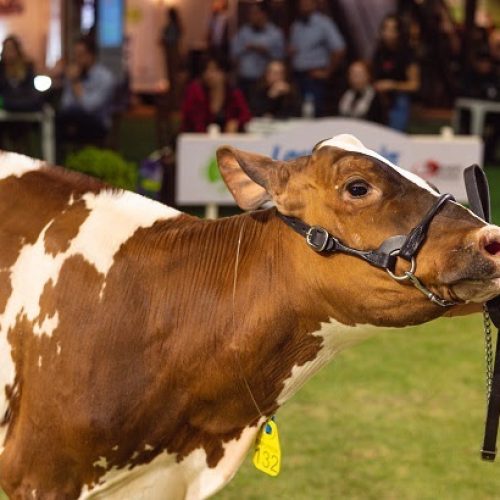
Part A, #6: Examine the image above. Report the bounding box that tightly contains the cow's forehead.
[317,134,438,196]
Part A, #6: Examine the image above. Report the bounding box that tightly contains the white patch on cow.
[319,134,439,196]
[112,445,119,451]
[94,456,108,469]
[278,319,379,405]
[0,150,43,181]
[79,425,262,500]
[0,426,6,456]
[0,189,180,429]
[187,424,263,499]
[33,311,59,337]
[56,342,62,355]
[31,489,37,499]
[144,444,154,451]
[77,191,179,277]
[0,191,180,340]
[37,356,42,369]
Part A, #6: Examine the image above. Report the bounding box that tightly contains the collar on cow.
[277,193,458,308]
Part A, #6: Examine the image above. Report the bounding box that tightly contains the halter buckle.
[306,226,329,252]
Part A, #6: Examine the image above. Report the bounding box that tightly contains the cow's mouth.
[451,276,500,303]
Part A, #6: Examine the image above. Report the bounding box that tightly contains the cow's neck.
[195,208,442,421]
[187,209,376,422]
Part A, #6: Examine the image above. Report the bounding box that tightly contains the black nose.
[485,240,500,256]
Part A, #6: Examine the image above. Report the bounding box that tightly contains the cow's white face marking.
[0,151,43,181]
[277,319,379,405]
[79,424,262,500]
[318,134,439,196]
[0,188,180,442]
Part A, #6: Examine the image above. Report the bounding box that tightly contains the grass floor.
[216,315,500,500]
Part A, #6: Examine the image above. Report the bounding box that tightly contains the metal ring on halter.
[385,250,416,281]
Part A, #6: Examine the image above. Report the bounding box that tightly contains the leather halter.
[277,193,458,307]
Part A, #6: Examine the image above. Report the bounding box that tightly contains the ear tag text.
[253,418,281,476]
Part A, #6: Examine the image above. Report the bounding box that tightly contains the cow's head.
[217,134,500,326]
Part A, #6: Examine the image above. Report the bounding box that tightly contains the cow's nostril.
[485,240,500,256]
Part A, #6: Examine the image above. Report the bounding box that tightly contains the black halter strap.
[465,164,500,462]
[277,193,454,274]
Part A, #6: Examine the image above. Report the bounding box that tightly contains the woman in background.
[0,35,41,151]
[250,60,300,119]
[181,56,251,133]
[161,7,183,103]
[0,35,41,111]
[372,15,420,131]
[337,60,385,124]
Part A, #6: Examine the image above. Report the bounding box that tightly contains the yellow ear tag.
[253,418,281,477]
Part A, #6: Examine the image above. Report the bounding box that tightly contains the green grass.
[217,316,500,500]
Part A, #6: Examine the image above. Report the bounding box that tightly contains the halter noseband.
[277,193,458,307]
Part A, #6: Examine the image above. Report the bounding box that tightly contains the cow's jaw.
[452,278,500,304]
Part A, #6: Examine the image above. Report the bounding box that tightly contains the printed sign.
[177,118,482,205]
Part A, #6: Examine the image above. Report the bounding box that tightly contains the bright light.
[34,75,52,92]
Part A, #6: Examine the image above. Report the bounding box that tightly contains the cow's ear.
[217,146,277,210]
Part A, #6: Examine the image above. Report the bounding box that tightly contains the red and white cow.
[1,134,499,499]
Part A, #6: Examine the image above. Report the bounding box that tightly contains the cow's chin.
[451,278,500,303]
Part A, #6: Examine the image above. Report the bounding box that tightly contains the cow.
[1,134,500,499]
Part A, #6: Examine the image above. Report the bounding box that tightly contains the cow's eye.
[346,181,370,197]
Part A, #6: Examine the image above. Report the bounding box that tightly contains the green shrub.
[65,147,138,191]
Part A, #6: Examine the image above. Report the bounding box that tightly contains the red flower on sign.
[411,159,441,179]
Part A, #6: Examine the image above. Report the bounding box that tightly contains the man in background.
[290,0,345,116]
[231,3,285,99]
[57,37,115,155]
[207,0,230,62]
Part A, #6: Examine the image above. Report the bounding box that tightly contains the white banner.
[177,118,482,205]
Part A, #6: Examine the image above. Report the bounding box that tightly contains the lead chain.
[484,304,494,404]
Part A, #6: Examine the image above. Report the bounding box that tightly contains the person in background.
[161,7,183,103]
[372,15,420,131]
[0,35,41,111]
[57,37,115,150]
[207,0,230,63]
[289,0,345,117]
[231,3,285,99]
[181,56,251,133]
[250,60,299,119]
[483,30,500,164]
[0,35,42,152]
[337,60,385,124]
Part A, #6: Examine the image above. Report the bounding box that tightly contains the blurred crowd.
[172,0,500,143]
[0,0,499,164]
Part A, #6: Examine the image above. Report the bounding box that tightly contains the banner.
[177,118,482,205]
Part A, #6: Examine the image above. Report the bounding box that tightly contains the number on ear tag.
[253,419,281,477]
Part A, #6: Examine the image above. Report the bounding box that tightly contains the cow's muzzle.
[447,225,500,303]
